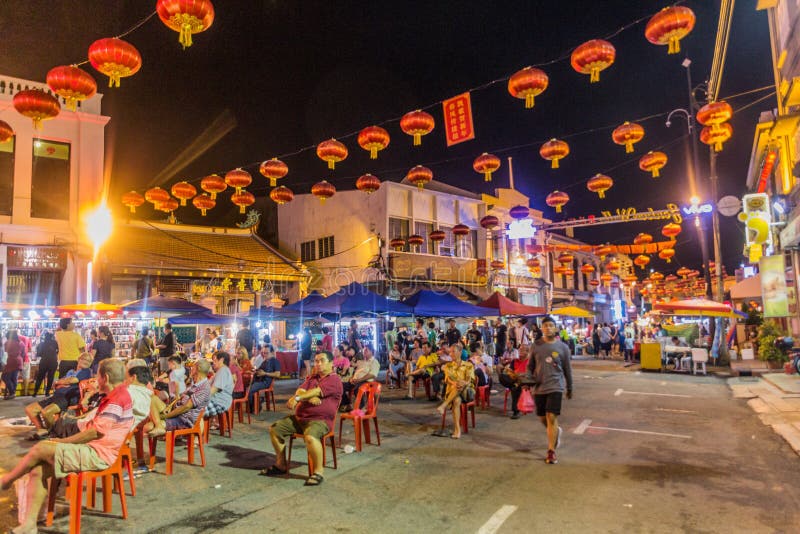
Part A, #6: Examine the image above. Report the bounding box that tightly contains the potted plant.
[757,320,789,369]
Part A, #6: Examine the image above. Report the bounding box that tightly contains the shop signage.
[760,254,789,317]
[739,193,772,262]
[443,92,475,146]
[598,203,682,224]
[7,246,66,271]
[682,203,713,215]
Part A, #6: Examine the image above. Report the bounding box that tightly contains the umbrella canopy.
[284,291,328,312]
[311,282,413,316]
[549,305,596,318]
[653,298,734,318]
[121,295,209,314]
[168,311,235,325]
[56,302,122,315]
[404,290,489,317]
[477,292,547,316]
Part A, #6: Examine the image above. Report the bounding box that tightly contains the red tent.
[477,292,547,316]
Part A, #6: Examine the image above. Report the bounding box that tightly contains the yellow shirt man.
[55,329,86,361]
[415,353,439,376]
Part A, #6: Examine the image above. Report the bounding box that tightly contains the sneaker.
[545,449,558,464]
[556,426,563,449]
[510,412,520,420]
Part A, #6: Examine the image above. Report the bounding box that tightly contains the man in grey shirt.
[528,316,573,465]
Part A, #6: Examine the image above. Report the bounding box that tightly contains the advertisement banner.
[442,92,475,146]
[760,255,789,317]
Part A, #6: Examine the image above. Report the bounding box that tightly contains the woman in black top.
[91,325,115,373]
[33,331,59,396]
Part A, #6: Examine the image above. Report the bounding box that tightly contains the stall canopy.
[730,274,761,300]
[309,282,413,316]
[477,292,547,316]
[168,311,235,325]
[284,291,328,312]
[404,290,489,317]
[653,298,734,317]
[121,295,209,314]
[56,302,122,315]
[247,306,302,320]
[549,305,596,318]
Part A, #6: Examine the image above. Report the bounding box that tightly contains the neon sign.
[682,203,713,215]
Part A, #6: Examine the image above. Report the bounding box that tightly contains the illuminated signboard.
[7,246,67,271]
[739,193,772,262]
[682,203,713,215]
[506,219,536,239]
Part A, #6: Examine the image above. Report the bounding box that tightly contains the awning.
[653,298,734,318]
[122,295,210,314]
[300,282,413,317]
[403,290,490,317]
[169,311,236,325]
[550,306,596,318]
[730,274,761,300]
[477,292,547,316]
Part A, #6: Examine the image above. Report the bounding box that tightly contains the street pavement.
[2,364,800,533]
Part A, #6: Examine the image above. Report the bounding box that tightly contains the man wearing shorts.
[0,359,133,534]
[146,359,211,437]
[263,351,342,486]
[529,316,573,465]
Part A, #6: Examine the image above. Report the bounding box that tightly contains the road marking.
[573,419,593,434]
[615,388,692,398]
[477,505,518,534]
[572,418,691,439]
[654,408,697,414]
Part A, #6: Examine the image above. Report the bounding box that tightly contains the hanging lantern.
[171,181,197,206]
[390,238,406,251]
[700,123,733,152]
[589,279,600,288]
[491,260,506,270]
[645,6,696,55]
[553,265,568,275]
[201,174,226,199]
[473,153,501,182]
[406,165,433,189]
[0,120,13,143]
[88,38,142,88]
[507,66,549,108]
[594,245,613,259]
[452,224,470,237]
[546,191,569,213]
[46,65,97,112]
[356,173,381,194]
[564,268,576,277]
[270,185,294,205]
[623,274,638,284]
[145,187,170,206]
[677,267,691,279]
[157,197,179,214]
[605,260,620,272]
[587,174,613,199]
[528,258,542,270]
[231,190,255,214]
[639,151,668,178]
[400,109,435,146]
[659,249,676,263]
[539,139,570,169]
[696,101,733,132]
[687,270,700,279]
[580,264,596,275]
[225,168,252,194]
[429,230,446,242]
[665,274,678,283]
[571,39,616,83]
[480,215,499,229]
[358,125,390,160]
[192,194,215,216]
[156,0,215,49]
[311,180,336,203]
[509,205,530,220]
[121,191,145,213]
[12,89,60,130]
[650,272,664,281]
[259,158,288,187]
[558,253,574,266]
[633,233,654,246]
[408,234,424,248]
[612,121,645,153]
[600,273,613,285]
[662,223,682,239]
[634,255,651,270]
[316,138,348,170]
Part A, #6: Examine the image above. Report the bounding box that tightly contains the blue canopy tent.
[311,282,413,316]
[121,295,209,314]
[247,306,303,321]
[168,311,235,325]
[284,291,328,312]
[404,290,489,317]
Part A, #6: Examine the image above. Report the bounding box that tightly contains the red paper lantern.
[491,260,506,270]
[270,185,294,205]
[356,173,381,194]
[480,215,499,229]
[390,238,406,251]
[659,249,676,263]
[400,110,435,146]
[358,126,390,160]
[639,151,668,178]
[171,181,197,206]
[406,165,433,189]
[231,190,255,214]
[558,253,574,266]
[528,258,542,270]
[540,139,570,169]
[408,234,424,247]
[0,120,13,143]
[612,121,645,153]
[580,264,595,275]
[600,273,613,284]
[88,38,142,87]
[311,180,336,203]
[633,233,653,246]
[696,101,733,132]
[201,174,226,199]
[553,266,568,275]
[507,67,549,108]
[157,197,179,213]
[589,279,600,288]
[12,89,60,130]
[473,152,501,182]
[259,158,288,187]
[605,260,621,272]
[677,267,691,279]
[700,123,733,152]
[121,191,145,213]
[564,268,576,277]
[665,274,678,283]
[645,6,696,55]
[46,65,97,112]
[429,230,446,242]
[594,245,613,258]
[192,194,215,216]
[650,272,665,281]
[156,0,215,49]
[662,223,682,239]
[509,205,530,220]
[587,174,613,199]
[571,39,616,83]
[225,168,252,193]
[546,191,569,213]
[145,187,170,206]
[452,224,470,237]
[317,139,348,169]
[634,255,650,270]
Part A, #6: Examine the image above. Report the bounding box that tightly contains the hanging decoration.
[553,266,568,275]
[145,187,170,206]
[270,185,294,205]
[622,274,638,285]
[589,279,600,288]
[480,215,499,229]
[311,180,336,203]
[317,138,348,169]
[407,234,424,248]
[452,224,470,238]
[539,139,569,169]
[491,260,505,270]
[605,260,620,272]
[201,174,226,199]
[530,239,675,256]
[509,205,530,220]
[658,248,675,263]
[390,238,406,251]
[171,181,197,206]
[650,272,664,281]
[0,120,13,142]
[570,39,616,83]
[156,0,215,49]
[88,38,142,87]
[594,245,613,259]
[633,255,650,270]
[677,267,691,279]
[564,268,576,277]
[358,126,390,159]
[600,273,613,286]
[507,66,549,108]
[661,222,682,239]
[192,194,215,216]
[406,165,433,189]
[700,123,732,152]
[528,258,542,270]
[665,274,678,283]
[546,191,569,213]
[225,168,252,194]
[121,191,145,213]
[696,101,732,132]
[612,121,644,153]
[12,89,60,130]
[259,158,288,187]
[231,190,255,214]
[400,109,435,146]
[580,264,596,275]
[639,151,668,177]
[356,173,381,194]
[587,174,613,199]
[46,65,97,112]
[645,6,696,55]
[633,233,653,246]
[158,197,179,215]
[557,253,574,266]
[429,229,446,242]
[473,153,501,182]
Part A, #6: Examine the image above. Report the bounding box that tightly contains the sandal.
[304,473,324,486]
[258,465,287,477]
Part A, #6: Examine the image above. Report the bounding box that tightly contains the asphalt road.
[2,366,800,533]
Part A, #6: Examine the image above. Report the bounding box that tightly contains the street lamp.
[83,200,113,303]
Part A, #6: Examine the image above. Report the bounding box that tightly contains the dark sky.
[0,1,775,273]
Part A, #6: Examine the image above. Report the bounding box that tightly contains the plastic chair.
[148,408,206,476]
[287,425,338,477]
[477,385,491,409]
[232,373,253,424]
[691,348,708,376]
[119,430,137,496]
[440,395,477,434]
[411,375,431,399]
[502,389,512,415]
[203,404,233,442]
[338,382,382,451]
[252,383,276,414]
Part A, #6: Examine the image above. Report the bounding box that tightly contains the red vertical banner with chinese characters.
[443,92,475,146]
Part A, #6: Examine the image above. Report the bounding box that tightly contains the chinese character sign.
[442,92,475,146]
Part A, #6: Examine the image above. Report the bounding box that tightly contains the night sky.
[0,1,775,273]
